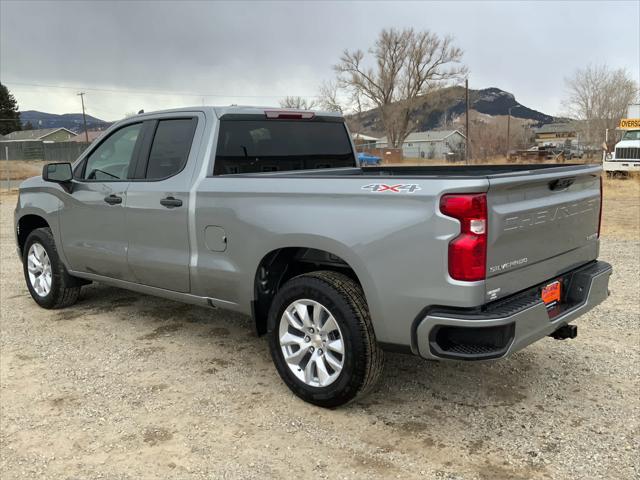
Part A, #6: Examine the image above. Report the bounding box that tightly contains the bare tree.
[279,96,317,110]
[334,28,467,147]
[469,119,505,161]
[563,64,638,146]
[317,80,343,113]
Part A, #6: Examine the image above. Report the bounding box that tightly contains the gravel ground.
[1,191,639,480]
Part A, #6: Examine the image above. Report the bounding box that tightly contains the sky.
[1,0,639,122]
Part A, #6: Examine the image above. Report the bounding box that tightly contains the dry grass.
[602,174,640,240]
[0,160,46,182]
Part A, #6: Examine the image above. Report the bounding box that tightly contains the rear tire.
[23,227,81,309]
[268,271,383,408]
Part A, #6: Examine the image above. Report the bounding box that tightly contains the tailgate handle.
[549,177,575,191]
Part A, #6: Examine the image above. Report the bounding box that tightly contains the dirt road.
[1,188,638,479]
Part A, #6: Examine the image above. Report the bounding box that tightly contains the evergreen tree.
[0,83,22,135]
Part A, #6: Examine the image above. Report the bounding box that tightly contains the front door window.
[83,123,142,181]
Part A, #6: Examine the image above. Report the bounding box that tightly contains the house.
[376,130,466,160]
[534,123,578,147]
[68,129,106,143]
[351,132,379,149]
[0,127,81,161]
[1,127,77,143]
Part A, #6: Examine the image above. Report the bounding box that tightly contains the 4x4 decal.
[361,183,421,193]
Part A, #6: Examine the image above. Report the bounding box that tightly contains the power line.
[3,80,321,99]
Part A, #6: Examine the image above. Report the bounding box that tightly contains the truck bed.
[217,162,603,306]
[232,163,598,178]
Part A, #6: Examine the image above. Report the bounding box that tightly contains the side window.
[145,118,197,180]
[83,123,142,181]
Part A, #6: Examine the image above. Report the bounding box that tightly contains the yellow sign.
[619,118,640,129]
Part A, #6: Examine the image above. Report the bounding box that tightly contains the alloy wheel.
[27,242,52,297]
[278,299,345,387]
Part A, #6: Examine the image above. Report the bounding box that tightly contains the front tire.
[268,271,383,408]
[23,227,81,309]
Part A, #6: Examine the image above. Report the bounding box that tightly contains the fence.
[0,141,91,162]
[355,145,464,163]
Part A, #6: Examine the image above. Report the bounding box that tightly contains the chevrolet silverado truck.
[14,106,612,407]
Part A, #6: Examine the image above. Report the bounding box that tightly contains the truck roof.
[214,105,344,119]
[130,105,344,120]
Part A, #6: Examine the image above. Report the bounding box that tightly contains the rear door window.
[214,120,355,174]
[145,118,197,180]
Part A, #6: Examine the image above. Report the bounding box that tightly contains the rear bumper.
[415,261,612,361]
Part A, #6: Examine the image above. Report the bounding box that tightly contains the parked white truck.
[603,104,640,175]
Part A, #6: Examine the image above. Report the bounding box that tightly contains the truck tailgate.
[485,165,601,302]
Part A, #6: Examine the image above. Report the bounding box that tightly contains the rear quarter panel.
[192,176,489,347]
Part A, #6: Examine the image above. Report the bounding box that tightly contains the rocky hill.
[349,87,558,136]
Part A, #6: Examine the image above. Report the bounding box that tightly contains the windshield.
[214,120,355,174]
[622,130,640,141]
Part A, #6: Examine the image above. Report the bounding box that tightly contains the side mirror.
[43,162,73,183]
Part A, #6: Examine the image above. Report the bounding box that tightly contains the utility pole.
[77,92,89,143]
[5,146,9,192]
[506,106,512,159]
[465,78,470,164]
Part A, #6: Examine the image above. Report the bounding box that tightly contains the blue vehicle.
[357,152,382,166]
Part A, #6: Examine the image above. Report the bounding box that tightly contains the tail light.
[597,176,603,238]
[440,193,488,281]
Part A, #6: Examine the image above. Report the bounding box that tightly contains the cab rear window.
[213,120,355,175]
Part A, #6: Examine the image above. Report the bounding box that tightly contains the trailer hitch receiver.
[549,324,577,340]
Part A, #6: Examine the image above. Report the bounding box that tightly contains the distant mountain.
[350,87,560,136]
[20,110,111,132]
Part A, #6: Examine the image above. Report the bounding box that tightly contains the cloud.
[1,0,638,120]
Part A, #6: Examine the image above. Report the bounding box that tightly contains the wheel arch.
[251,245,374,336]
[15,186,64,259]
[16,214,51,257]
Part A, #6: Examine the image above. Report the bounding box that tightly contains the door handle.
[160,196,183,208]
[104,194,123,205]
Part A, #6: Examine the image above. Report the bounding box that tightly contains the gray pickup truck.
[14,106,612,407]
